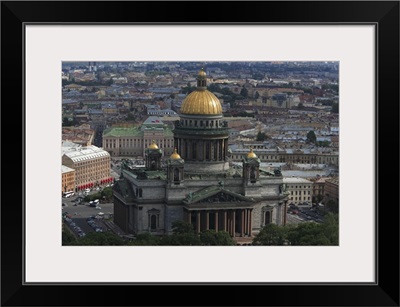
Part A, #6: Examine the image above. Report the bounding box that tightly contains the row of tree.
[253,213,338,245]
[63,220,236,246]
[83,186,113,202]
[63,214,338,246]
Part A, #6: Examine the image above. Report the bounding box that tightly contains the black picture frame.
[1,1,399,306]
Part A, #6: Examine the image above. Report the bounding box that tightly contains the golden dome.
[170,148,181,160]
[198,69,206,77]
[148,140,159,149]
[247,148,257,159]
[180,90,222,115]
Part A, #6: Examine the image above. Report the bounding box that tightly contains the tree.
[240,86,248,98]
[160,233,202,246]
[321,213,339,245]
[129,232,161,246]
[256,131,266,141]
[331,102,339,113]
[126,113,135,121]
[316,194,324,203]
[171,220,195,234]
[158,220,201,245]
[62,226,77,245]
[287,222,330,245]
[75,232,125,246]
[254,91,260,99]
[306,130,317,144]
[199,230,236,246]
[101,187,113,201]
[62,117,75,127]
[326,199,339,214]
[317,140,331,147]
[298,102,305,109]
[253,224,288,245]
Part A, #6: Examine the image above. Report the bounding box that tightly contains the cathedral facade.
[112,70,289,242]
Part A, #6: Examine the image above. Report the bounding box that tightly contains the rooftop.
[63,145,110,162]
[283,177,313,183]
[103,126,143,137]
[61,165,75,173]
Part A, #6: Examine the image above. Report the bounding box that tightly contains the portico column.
[247,209,251,235]
[187,211,191,224]
[284,201,288,225]
[223,210,227,231]
[206,211,209,230]
[248,210,252,237]
[232,210,236,237]
[196,211,201,233]
[215,211,219,232]
[241,209,245,237]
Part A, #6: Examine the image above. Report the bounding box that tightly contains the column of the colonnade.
[196,211,201,233]
[241,209,245,237]
[232,210,236,237]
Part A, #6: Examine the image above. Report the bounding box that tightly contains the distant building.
[62,124,95,146]
[325,177,339,204]
[312,176,330,202]
[62,145,112,191]
[63,84,86,92]
[283,177,313,205]
[102,116,174,158]
[61,165,76,195]
[229,144,338,166]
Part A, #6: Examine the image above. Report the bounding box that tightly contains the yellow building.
[102,116,174,158]
[283,177,313,205]
[61,165,76,195]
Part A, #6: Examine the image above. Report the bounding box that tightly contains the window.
[265,211,271,225]
[150,215,157,230]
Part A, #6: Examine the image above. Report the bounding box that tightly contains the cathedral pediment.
[183,185,255,205]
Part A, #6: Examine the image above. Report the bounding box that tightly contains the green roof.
[103,127,143,137]
[103,126,173,138]
[145,171,167,180]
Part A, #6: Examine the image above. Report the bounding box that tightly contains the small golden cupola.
[180,69,222,115]
[148,140,159,149]
[247,148,257,159]
[170,148,181,160]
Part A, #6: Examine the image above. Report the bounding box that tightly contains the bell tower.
[145,140,162,171]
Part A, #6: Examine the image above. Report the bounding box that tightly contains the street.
[62,189,114,238]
